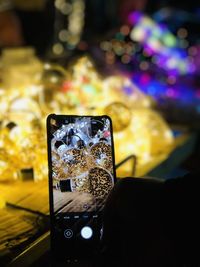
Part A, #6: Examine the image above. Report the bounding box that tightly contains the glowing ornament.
[9,97,42,120]
[102,76,152,109]
[134,110,174,155]
[104,102,132,132]
[1,47,42,91]
[41,63,68,90]
[39,63,69,113]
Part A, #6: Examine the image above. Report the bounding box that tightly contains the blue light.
[196,105,200,113]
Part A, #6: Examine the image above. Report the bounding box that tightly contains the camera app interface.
[49,116,115,224]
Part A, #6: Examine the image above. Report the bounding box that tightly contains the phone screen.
[47,115,116,261]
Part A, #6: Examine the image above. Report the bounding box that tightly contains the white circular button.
[64,229,73,239]
[81,226,93,239]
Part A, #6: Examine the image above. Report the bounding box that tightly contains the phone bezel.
[46,114,116,260]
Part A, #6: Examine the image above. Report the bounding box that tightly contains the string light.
[139,61,149,71]
[52,0,85,53]
[121,54,131,64]
[52,43,64,55]
[177,28,188,39]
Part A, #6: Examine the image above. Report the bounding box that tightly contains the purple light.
[140,73,151,85]
[166,88,176,98]
[196,90,200,98]
[167,75,177,85]
[128,11,142,25]
[143,47,154,56]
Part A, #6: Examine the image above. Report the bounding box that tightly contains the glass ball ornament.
[114,112,151,176]
[41,63,68,89]
[40,63,69,108]
[104,102,132,132]
[135,110,174,155]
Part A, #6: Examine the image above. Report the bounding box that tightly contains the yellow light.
[59,29,69,42]
[60,2,72,15]
[114,114,151,175]
[104,102,132,132]
[52,43,64,55]
[55,0,65,9]
[100,41,112,51]
[0,196,5,209]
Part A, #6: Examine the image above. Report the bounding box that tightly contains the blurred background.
[0,0,200,266]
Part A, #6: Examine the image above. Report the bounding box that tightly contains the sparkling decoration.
[0,50,174,181]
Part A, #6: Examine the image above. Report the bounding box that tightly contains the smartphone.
[47,114,116,262]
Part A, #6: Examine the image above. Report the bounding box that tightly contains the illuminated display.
[48,115,115,213]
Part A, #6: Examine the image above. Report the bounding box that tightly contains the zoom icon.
[64,229,73,239]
